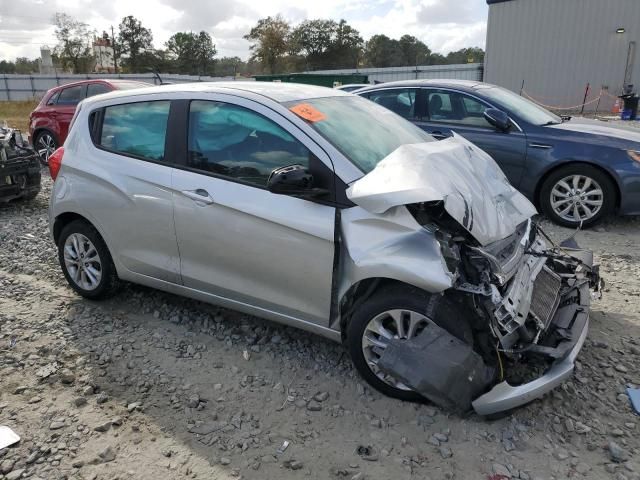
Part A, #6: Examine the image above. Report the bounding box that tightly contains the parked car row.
[354,80,640,228]
[46,82,603,414]
[29,79,151,164]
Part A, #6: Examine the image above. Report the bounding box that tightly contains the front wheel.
[345,286,472,401]
[539,165,616,228]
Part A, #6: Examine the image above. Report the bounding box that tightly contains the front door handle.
[182,188,214,205]
[430,130,450,140]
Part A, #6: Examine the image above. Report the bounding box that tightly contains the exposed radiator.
[530,266,562,329]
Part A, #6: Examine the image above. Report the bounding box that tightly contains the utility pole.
[111,25,119,74]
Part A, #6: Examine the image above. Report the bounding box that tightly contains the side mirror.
[267,164,329,198]
[483,108,511,131]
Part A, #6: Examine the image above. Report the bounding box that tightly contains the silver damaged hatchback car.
[48,83,601,415]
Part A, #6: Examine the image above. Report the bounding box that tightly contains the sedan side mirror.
[267,164,329,198]
[483,108,511,131]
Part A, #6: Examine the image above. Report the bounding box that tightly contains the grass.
[0,100,39,133]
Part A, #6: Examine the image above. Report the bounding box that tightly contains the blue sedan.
[356,80,640,228]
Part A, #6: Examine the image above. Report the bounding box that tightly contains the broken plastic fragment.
[377,324,495,413]
[289,103,327,122]
[0,426,20,449]
[627,387,640,414]
[276,440,290,454]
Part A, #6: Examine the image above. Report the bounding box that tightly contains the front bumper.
[472,281,590,415]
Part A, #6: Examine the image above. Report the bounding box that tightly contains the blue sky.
[0,0,489,61]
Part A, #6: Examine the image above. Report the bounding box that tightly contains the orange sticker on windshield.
[289,103,327,122]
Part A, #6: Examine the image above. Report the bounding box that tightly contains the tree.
[0,60,16,74]
[117,16,153,72]
[398,35,431,66]
[166,31,217,75]
[244,16,290,74]
[325,20,363,69]
[427,52,447,65]
[445,47,485,64]
[14,57,39,74]
[364,34,402,67]
[53,12,94,73]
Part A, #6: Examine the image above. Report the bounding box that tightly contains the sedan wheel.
[36,132,57,164]
[539,164,615,228]
[63,233,103,291]
[550,174,603,223]
[361,309,435,390]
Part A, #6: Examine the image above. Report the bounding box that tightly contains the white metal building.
[484,0,640,112]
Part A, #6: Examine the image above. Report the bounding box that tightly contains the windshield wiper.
[541,120,561,126]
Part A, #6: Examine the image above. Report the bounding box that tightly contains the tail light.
[48,147,64,181]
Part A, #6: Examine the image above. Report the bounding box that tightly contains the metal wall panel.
[485,0,640,112]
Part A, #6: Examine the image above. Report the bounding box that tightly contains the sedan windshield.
[283,96,434,173]
[480,86,562,126]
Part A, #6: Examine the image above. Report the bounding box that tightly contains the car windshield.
[480,86,562,126]
[283,96,434,173]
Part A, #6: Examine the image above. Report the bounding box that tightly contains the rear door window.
[86,83,111,98]
[98,101,171,162]
[364,89,418,119]
[57,85,86,106]
[425,90,493,128]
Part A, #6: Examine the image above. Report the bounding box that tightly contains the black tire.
[345,285,473,402]
[34,131,58,165]
[57,220,119,300]
[539,164,616,228]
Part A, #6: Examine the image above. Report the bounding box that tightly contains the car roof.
[48,79,150,92]
[79,81,349,106]
[356,79,493,92]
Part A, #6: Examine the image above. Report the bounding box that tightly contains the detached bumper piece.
[472,281,590,415]
[377,323,495,414]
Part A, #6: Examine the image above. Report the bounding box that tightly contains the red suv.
[29,79,150,163]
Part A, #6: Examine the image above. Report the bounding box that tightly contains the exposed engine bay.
[379,201,601,414]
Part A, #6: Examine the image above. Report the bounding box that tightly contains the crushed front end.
[424,205,601,415]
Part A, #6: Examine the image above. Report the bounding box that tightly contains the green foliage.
[166,31,217,75]
[117,16,154,72]
[244,15,291,74]
[53,12,94,74]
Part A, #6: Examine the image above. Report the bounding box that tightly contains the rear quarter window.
[97,101,171,162]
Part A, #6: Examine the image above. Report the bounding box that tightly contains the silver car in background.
[48,82,600,415]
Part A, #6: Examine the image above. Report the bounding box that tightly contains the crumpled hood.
[346,134,537,246]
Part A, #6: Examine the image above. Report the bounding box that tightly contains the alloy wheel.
[361,309,435,390]
[63,233,102,291]
[36,133,56,163]
[550,174,603,223]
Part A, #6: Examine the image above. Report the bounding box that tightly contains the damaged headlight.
[407,201,470,276]
[468,219,534,286]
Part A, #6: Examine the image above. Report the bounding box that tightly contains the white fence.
[308,63,484,84]
[0,64,483,101]
[0,73,248,101]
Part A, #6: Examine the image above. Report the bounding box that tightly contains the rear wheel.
[345,286,472,401]
[57,220,119,299]
[35,131,57,165]
[539,165,616,228]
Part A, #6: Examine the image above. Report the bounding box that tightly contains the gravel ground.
[1,173,639,480]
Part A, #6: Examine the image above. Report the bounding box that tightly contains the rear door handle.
[182,188,214,205]
[430,130,450,140]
